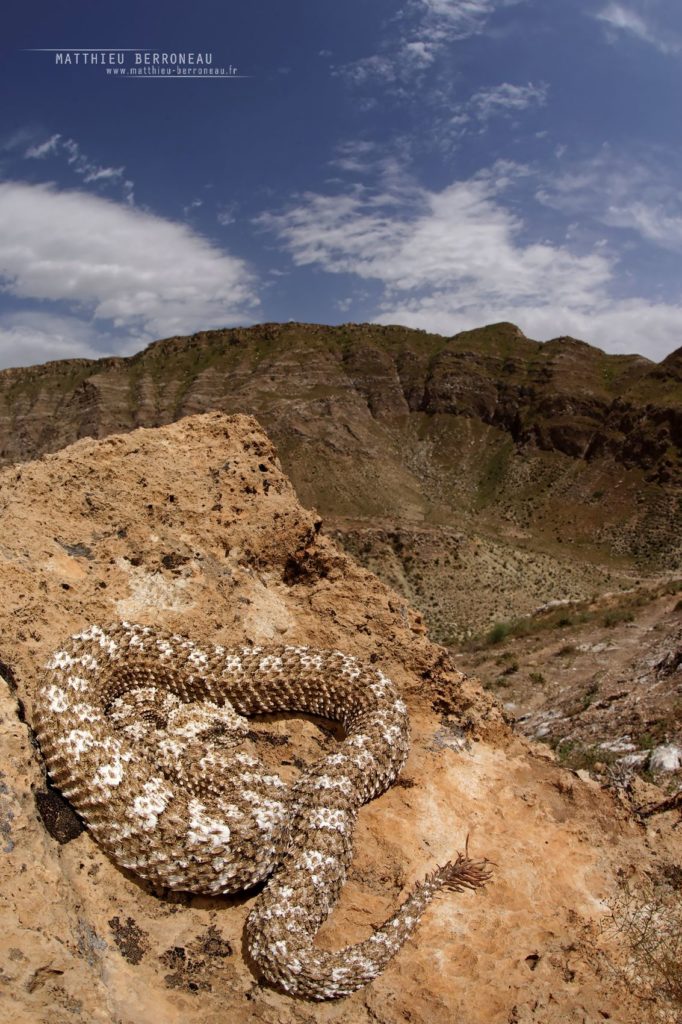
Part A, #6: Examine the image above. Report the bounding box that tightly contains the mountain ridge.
[0,320,678,473]
[1,320,680,641]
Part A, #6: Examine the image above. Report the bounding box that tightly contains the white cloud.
[24,133,128,192]
[467,81,548,120]
[338,0,524,88]
[0,311,122,370]
[216,201,238,226]
[375,294,681,362]
[538,149,682,253]
[450,81,548,133]
[259,168,610,302]
[417,0,523,47]
[332,140,380,174]
[340,55,397,86]
[83,165,124,184]
[260,165,682,360]
[0,181,258,360]
[595,3,682,54]
[63,137,125,184]
[183,197,204,217]
[604,202,682,250]
[25,133,61,159]
[1,128,38,154]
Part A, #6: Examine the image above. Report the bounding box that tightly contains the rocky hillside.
[455,578,682,789]
[1,321,680,641]
[0,412,680,1024]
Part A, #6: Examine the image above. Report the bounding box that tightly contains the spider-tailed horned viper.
[34,621,491,1000]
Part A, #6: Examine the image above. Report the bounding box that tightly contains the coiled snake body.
[34,622,490,1000]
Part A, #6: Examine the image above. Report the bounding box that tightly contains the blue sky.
[1,0,682,368]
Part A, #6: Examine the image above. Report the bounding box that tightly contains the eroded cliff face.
[0,412,679,1024]
[1,321,680,642]
[0,319,679,501]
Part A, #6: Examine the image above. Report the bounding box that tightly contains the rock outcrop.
[1,321,680,641]
[0,412,679,1023]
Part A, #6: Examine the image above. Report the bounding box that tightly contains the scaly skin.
[34,621,491,999]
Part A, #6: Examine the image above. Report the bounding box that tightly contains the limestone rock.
[649,743,682,773]
[0,411,679,1023]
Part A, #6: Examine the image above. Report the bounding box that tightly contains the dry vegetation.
[454,577,682,790]
[467,578,682,652]
[592,868,682,1023]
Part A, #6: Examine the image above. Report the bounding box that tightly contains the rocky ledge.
[0,411,679,1023]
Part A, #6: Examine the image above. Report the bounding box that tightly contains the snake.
[33,621,491,1000]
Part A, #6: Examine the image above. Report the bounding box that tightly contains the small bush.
[529,671,545,685]
[594,872,682,1021]
[554,740,616,772]
[554,739,576,763]
[486,621,511,645]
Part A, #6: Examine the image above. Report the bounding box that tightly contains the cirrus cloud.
[595,3,682,55]
[259,162,682,360]
[337,0,526,89]
[258,169,611,303]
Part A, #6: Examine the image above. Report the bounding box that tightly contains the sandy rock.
[0,411,679,1024]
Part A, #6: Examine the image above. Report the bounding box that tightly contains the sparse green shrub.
[554,739,576,763]
[554,740,616,772]
[637,721,667,749]
[486,621,511,645]
[529,671,545,685]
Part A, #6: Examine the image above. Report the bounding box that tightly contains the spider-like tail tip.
[437,852,494,893]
